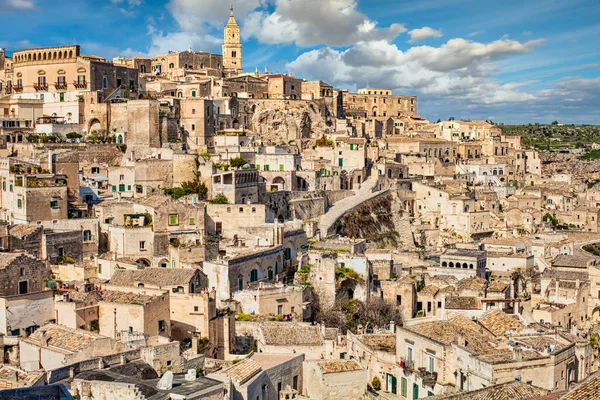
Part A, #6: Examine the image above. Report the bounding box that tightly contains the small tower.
[222,6,243,76]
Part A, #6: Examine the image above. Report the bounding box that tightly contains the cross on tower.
[230,5,234,13]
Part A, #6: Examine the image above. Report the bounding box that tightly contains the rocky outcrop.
[247,99,330,145]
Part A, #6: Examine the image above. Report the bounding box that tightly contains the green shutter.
[279,164,284,171]
[112,185,117,192]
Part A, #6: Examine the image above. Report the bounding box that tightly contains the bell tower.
[223,6,243,76]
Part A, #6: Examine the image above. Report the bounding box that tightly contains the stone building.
[208,353,303,400]
[339,88,417,119]
[19,323,127,372]
[3,45,139,96]
[108,268,214,341]
[302,359,367,400]
[98,290,171,340]
[222,9,243,76]
[0,253,53,337]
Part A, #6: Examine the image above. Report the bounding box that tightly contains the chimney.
[513,344,523,361]
[40,331,49,347]
[390,321,395,333]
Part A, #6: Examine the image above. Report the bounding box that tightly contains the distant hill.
[500,124,600,150]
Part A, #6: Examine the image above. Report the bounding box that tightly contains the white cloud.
[244,0,406,47]
[287,36,545,113]
[408,26,443,43]
[5,0,35,10]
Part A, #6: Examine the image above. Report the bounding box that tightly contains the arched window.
[462,263,468,269]
[169,63,175,68]
[449,262,454,268]
[469,264,474,269]
[268,268,273,280]
[177,286,184,293]
[442,261,448,267]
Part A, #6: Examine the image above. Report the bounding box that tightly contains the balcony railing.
[400,358,414,374]
[417,368,438,387]
[73,81,87,89]
[54,81,68,90]
[13,85,23,92]
[33,83,48,91]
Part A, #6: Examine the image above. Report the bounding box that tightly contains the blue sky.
[2,0,599,124]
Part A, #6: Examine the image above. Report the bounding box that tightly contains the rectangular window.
[189,218,195,225]
[59,92,65,102]
[293,375,298,390]
[139,241,146,250]
[401,377,407,397]
[158,320,166,332]
[118,184,125,192]
[91,167,100,174]
[264,165,270,171]
[191,90,196,97]
[119,174,124,181]
[192,108,196,114]
[19,280,28,294]
[279,164,284,171]
[169,214,179,226]
[427,353,435,372]
[127,185,131,191]
[191,124,195,131]
[50,200,59,209]
[17,198,22,209]
[277,305,283,315]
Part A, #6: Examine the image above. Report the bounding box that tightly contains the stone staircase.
[318,175,388,238]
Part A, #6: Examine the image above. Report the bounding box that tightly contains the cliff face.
[336,191,413,248]
[247,99,330,145]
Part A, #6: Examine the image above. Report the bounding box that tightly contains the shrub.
[66,132,82,139]
[208,194,229,204]
[236,312,253,321]
[229,156,248,169]
[371,377,382,391]
[164,181,208,200]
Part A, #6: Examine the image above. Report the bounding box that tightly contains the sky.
[1,0,599,124]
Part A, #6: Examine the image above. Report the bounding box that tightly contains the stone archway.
[88,118,102,133]
[272,176,286,191]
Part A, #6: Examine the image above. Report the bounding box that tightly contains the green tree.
[66,132,82,139]
[208,194,229,204]
[163,180,208,200]
[229,156,248,169]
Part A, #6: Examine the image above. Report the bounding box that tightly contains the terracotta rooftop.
[223,357,262,384]
[445,296,480,310]
[0,366,43,389]
[552,255,593,269]
[560,370,600,400]
[360,334,396,352]
[261,323,323,346]
[8,224,41,239]
[419,284,439,296]
[0,253,38,269]
[26,324,106,353]
[316,360,362,374]
[110,268,198,287]
[456,277,487,292]
[516,335,570,353]
[428,380,550,400]
[487,281,509,292]
[478,310,524,337]
[101,291,162,306]
[405,320,498,355]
